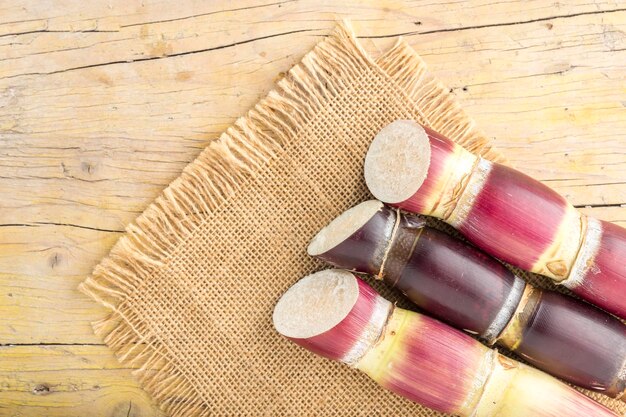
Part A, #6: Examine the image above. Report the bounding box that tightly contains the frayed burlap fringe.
[79,21,625,417]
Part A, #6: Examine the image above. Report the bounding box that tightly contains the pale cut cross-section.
[365,120,431,204]
[273,269,359,339]
[307,200,384,256]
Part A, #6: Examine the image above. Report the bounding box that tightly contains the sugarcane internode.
[273,270,620,416]
[364,120,626,320]
[308,200,626,399]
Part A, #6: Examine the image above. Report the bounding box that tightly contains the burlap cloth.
[79,22,626,416]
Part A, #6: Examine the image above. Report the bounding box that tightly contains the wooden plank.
[0,345,165,416]
[1,0,622,77]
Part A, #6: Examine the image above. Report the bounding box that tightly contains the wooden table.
[1,1,624,415]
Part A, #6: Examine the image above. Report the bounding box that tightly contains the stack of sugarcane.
[273,120,626,416]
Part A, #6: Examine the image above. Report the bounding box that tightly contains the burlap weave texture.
[79,22,626,416]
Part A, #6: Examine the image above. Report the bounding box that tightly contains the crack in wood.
[0,28,319,80]
[359,7,626,38]
[0,342,105,347]
[574,203,626,209]
[0,29,119,38]
[0,222,124,233]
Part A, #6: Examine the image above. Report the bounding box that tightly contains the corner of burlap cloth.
[78,21,625,417]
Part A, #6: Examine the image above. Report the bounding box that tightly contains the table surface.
[1,1,625,415]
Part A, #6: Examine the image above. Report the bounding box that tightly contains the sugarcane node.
[546,259,568,277]
[382,219,423,288]
[377,207,402,281]
[496,285,542,351]
[442,158,477,221]
[441,171,467,218]
[496,354,518,370]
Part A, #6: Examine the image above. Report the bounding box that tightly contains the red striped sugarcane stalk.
[273,270,619,417]
[364,120,626,319]
[308,200,626,399]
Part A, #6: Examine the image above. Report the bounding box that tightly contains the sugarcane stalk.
[364,120,626,319]
[308,200,626,399]
[273,270,620,416]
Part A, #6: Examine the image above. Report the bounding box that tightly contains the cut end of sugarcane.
[308,200,384,257]
[365,120,431,204]
[273,269,359,339]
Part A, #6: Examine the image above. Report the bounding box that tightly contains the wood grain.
[1,0,624,415]
[0,345,165,417]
